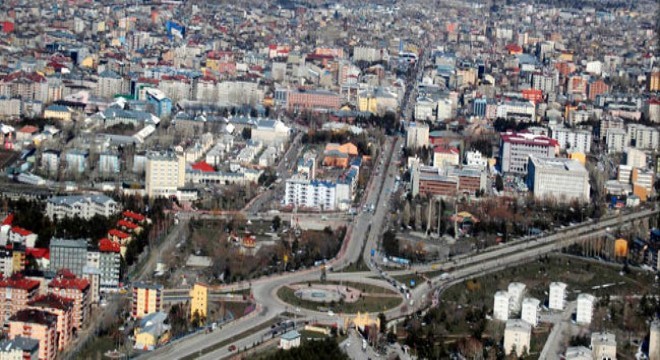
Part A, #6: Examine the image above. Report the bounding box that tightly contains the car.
[228,345,237,352]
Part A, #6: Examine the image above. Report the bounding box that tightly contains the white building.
[493,290,510,321]
[465,150,488,169]
[576,293,595,325]
[496,101,536,122]
[406,122,429,149]
[145,151,185,198]
[606,128,627,154]
[499,132,557,173]
[508,282,527,316]
[591,332,617,360]
[279,330,301,350]
[251,119,290,147]
[353,47,382,63]
[46,194,120,220]
[649,320,660,360]
[549,282,567,311]
[527,156,590,203]
[625,148,646,168]
[627,123,659,150]
[521,297,540,327]
[503,319,531,357]
[565,346,593,360]
[617,164,633,183]
[284,178,338,211]
[551,127,592,153]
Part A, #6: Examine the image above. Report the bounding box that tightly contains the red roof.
[18,125,38,134]
[117,220,138,230]
[0,274,40,291]
[1,214,13,226]
[433,146,459,154]
[500,132,558,147]
[122,210,145,223]
[98,238,121,253]
[191,161,215,173]
[108,229,130,239]
[26,247,49,260]
[505,44,523,53]
[49,276,90,292]
[10,226,33,237]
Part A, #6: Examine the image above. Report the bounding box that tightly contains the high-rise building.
[27,294,74,351]
[499,132,557,173]
[527,156,590,203]
[49,238,88,276]
[145,151,185,198]
[504,319,531,357]
[406,122,429,149]
[551,127,592,154]
[576,293,595,325]
[591,332,617,360]
[549,282,567,311]
[132,282,163,319]
[190,283,209,320]
[8,310,57,360]
[521,297,540,327]
[47,271,90,330]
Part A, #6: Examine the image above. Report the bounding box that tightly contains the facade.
[591,332,617,360]
[98,153,120,174]
[521,297,540,327]
[145,151,185,198]
[27,294,74,351]
[46,194,119,220]
[0,276,40,328]
[279,330,301,350]
[432,147,460,169]
[551,127,592,153]
[465,150,488,169]
[496,101,536,121]
[251,119,290,147]
[549,282,567,311]
[499,132,557,173]
[527,156,590,202]
[507,282,526,316]
[0,337,39,360]
[49,238,88,276]
[189,283,208,320]
[132,282,163,319]
[286,89,341,111]
[284,178,338,211]
[650,320,660,360]
[96,239,121,290]
[406,122,429,149]
[503,319,531,357]
[606,128,627,153]
[576,293,595,325]
[627,124,659,150]
[8,310,57,360]
[493,291,510,321]
[47,273,90,331]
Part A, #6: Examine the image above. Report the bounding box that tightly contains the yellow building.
[357,93,377,114]
[134,312,170,351]
[11,249,24,273]
[649,71,660,92]
[43,105,73,121]
[132,283,163,319]
[568,152,586,165]
[145,151,185,198]
[190,283,209,320]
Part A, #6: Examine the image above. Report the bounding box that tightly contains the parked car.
[228,345,237,352]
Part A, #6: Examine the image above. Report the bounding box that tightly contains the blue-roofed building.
[145,88,173,118]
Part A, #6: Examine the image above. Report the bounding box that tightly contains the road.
[539,301,577,359]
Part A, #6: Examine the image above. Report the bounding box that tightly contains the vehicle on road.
[228,345,237,352]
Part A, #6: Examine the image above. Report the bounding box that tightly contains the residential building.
[625,148,647,168]
[465,150,488,169]
[0,276,40,328]
[551,127,592,153]
[508,282,527,316]
[144,88,172,118]
[90,238,121,291]
[0,337,39,360]
[46,194,119,220]
[134,312,170,351]
[8,310,57,360]
[8,227,36,248]
[503,319,531,357]
[64,150,88,174]
[190,283,208,320]
[527,156,590,202]
[98,152,120,174]
[286,89,341,111]
[521,297,540,327]
[627,124,659,150]
[43,105,73,122]
[132,283,163,319]
[406,122,429,149]
[284,178,337,211]
[549,282,567,311]
[493,291,510,321]
[605,128,627,153]
[649,320,660,360]
[576,293,595,325]
[496,101,536,121]
[27,294,74,351]
[591,332,617,360]
[564,346,593,360]
[499,132,557,173]
[251,119,290,147]
[49,238,88,276]
[41,150,60,174]
[145,151,185,198]
[47,272,90,330]
[432,147,460,169]
[280,330,301,350]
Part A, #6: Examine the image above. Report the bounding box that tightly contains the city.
[0,0,656,360]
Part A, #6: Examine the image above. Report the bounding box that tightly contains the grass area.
[277,282,402,314]
[299,329,330,339]
[392,273,426,288]
[74,336,118,360]
[309,280,398,295]
[179,317,281,360]
[342,256,370,272]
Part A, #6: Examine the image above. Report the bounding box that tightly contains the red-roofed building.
[8,309,57,360]
[16,125,39,141]
[122,211,146,224]
[191,161,215,173]
[98,238,120,253]
[499,131,558,173]
[522,89,544,103]
[94,238,121,290]
[117,220,141,233]
[26,248,49,270]
[1,213,13,226]
[108,229,132,245]
[0,274,40,328]
[505,43,523,55]
[645,98,660,123]
[27,294,74,351]
[48,272,90,330]
[9,226,37,247]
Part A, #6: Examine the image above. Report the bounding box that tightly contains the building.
[625,148,647,168]
[465,150,488,169]
[144,88,172,118]
[134,312,170,351]
[564,346,593,360]
[98,152,120,174]
[49,238,88,276]
[189,283,208,320]
[493,290,510,321]
[145,151,185,198]
[279,330,301,350]
[507,282,526,316]
[496,101,536,121]
[406,122,429,149]
[632,168,655,194]
[132,282,163,319]
[521,297,540,327]
[0,276,40,328]
[549,282,567,311]
[627,124,659,150]
[527,156,590,202]
[64,149,88,174]
[576,293,595,325]
[0,336,39,360]
[432,147,460,169]
[47,272,90,330]
[649,320,660,360]
[499,132,557,173]
[503,319,531,357]
[591,332,617,360]
[551,127,592,154]
[46,194,119,220]
[43,105,73,121]
[8,310,56,360]
[27,294,74,351]
[605,128,627,154]
[87,238,121,291]
[286,89,341,111]
[284,178,338,211]
[251,119,290,147]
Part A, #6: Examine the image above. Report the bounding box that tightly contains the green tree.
[382,230,399,257]
[272,216,282,231]
[378,312,387,334]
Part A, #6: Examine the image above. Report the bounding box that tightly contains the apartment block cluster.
[284,142,362,211]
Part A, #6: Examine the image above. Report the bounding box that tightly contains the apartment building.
[521,297,540,327]
[0,276,40,328]
[132,282,163,319]
[190,283,209,319]
[47,272,90,330]
[591,332,617,360]
[499,132,557,173]
[627,124,659,150]
[406,122,429,149]
[551,127,592,154]
[46,194,119,220]
[27,294,74,351]
[284,178,338,211]
[145,151,185,198]
[8,310,57,360]
[0,337,39,360]
[87,238,121,291]
[49,238,88,276]
[606,128,627,153]
[549,282,567,311]
[504,319,531,357]
[576,293,595,325]
[527,156,590,203]
[286,89,341,111]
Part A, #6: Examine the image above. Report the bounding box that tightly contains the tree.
[495,174,504,192]
[382,230,400,257]
[378,312,387,334]
[241,127,251,140]
[272,216,282,232]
